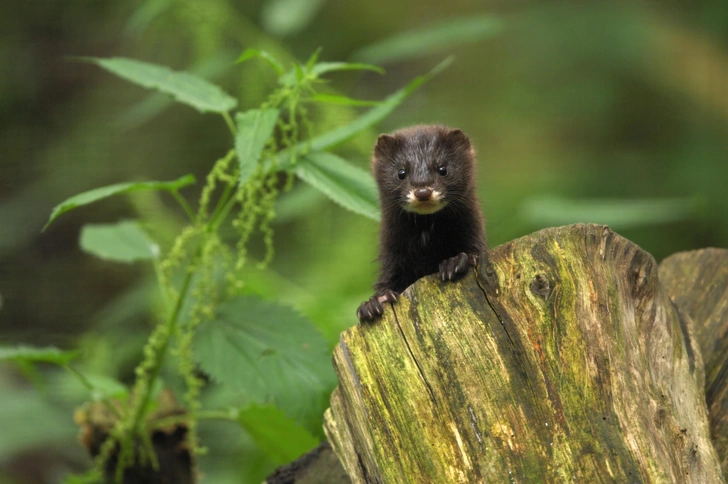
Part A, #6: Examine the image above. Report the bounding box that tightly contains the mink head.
[372,125,477,215]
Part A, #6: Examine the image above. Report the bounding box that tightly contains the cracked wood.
[324,224,724,483]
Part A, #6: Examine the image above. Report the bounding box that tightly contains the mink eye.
[397,169,406,180]
[437,166,448,176]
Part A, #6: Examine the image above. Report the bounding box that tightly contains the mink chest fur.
[357,125,488,322]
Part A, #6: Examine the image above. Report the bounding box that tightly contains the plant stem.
[208,182,236,232]
[222,111,236,137]
[170,190,196,222]
[65,365,122,419]
[150,409,238,430]
[129,266,196,438]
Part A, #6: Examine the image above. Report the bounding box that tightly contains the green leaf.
[310,61,385,76]
[308,57,452,151]
[236,49,285,76]
[235,109,280,187]
[44,174,195,230]
[295,152,379,221]
[519,196,699,229]
[80,221,158,263]
[84,374,129,401]
[276,57,452,169]
[194,296,336,433]
[305,47,323,71]
[308,93,383,107]
[351,15,504,64]
[0,345,79,366]
[237,404,319,463]
[63,470,104,484]
[116,51,238,130]
[86,57,237,113]
[279,61,384,86]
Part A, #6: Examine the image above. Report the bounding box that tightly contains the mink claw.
[357,294,388,323]
[380,289,399,304]
[439,252,474,282]
[356,301,373,322]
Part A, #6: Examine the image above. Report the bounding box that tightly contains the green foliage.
[236,49,285,76]
[295,152,379,221]
[235,108,281,187]
[44,175,195,230]
[308,93,383,106]
[84,57,238,113]
[81,374,129,402]
[26,49,448,483]
[352,15,504,64]
[80,221,158,263]
[195,296,335,433]
[0,345,79,366]
[237,404,319,463]
[300,57,453,157]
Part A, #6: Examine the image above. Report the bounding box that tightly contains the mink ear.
[374,134,397,157]
[445,128,470,149]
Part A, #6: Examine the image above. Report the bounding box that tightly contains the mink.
[357,125,488,322]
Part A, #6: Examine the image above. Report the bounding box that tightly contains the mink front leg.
[356,288,399,323]
[439,252,479,282]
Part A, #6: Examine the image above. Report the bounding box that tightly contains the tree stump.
[323,224,724,483]
[659,248,728,475]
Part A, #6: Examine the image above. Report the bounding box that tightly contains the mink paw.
[439,252,477,281]
[356,289,398,323]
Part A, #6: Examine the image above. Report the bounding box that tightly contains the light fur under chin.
[403,189,447,214]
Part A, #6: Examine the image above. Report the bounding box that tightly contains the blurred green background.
[1,0,727,482]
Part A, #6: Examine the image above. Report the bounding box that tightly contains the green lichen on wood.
[325,224,724,483]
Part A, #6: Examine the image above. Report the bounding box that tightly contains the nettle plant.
[2,50,449,482]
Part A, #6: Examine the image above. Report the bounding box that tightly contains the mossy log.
[323,224,724,483]
[659,248,728,475]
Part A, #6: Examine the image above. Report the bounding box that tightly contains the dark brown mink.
[357,125,488,322]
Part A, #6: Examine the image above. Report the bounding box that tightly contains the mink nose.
[414,188,433,201]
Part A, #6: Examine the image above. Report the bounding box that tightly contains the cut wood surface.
[659,248,728,475]
[324,224,724,483]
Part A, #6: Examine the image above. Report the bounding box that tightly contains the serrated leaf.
[308,93,383,107]
[351,15,504,64]
[236,49,285,76]
[80,221,158,263]
[237,404,319,463]
[236,109,280,187]
[116,51,238,130]
[44,174,195,230]
[295,152,379,221]
[87,57,237,113]
[194,296,335,433]
[0,345,79,366]
[276,57,452,170]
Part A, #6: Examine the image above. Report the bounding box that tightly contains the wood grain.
[325,224,723,483]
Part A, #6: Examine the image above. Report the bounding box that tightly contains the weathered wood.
[324,224,724,483]
[659,248,728,475]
